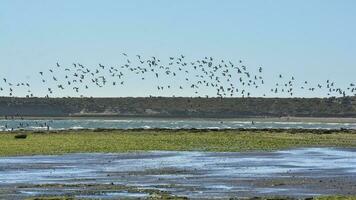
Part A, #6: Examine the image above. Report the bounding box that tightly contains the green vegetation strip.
[1,130,356,156]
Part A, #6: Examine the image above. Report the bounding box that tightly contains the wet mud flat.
[0,148,356,199]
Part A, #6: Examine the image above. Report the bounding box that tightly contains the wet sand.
[0,148,356,199]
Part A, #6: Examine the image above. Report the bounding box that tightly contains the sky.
[0,0,355,97]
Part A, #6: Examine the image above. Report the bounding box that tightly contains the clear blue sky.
[1,0,355,97]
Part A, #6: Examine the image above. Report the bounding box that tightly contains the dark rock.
[14,134,27,139]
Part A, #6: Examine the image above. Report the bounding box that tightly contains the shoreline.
[3,127,356,134]
[1,116,356,123]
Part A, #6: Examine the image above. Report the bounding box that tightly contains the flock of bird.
[1,54,356,98]
[1,54,355,131]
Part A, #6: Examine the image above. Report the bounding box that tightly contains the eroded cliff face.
[0,97,355,118]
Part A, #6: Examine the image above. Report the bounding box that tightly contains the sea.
[0,118,355,131]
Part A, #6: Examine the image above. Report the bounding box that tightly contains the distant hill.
[0,97,356,118]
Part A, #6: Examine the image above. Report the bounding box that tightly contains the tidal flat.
[1,129,356,199]
[0,148,356,199]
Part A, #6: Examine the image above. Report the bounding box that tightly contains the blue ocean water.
[0,118,355,131]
